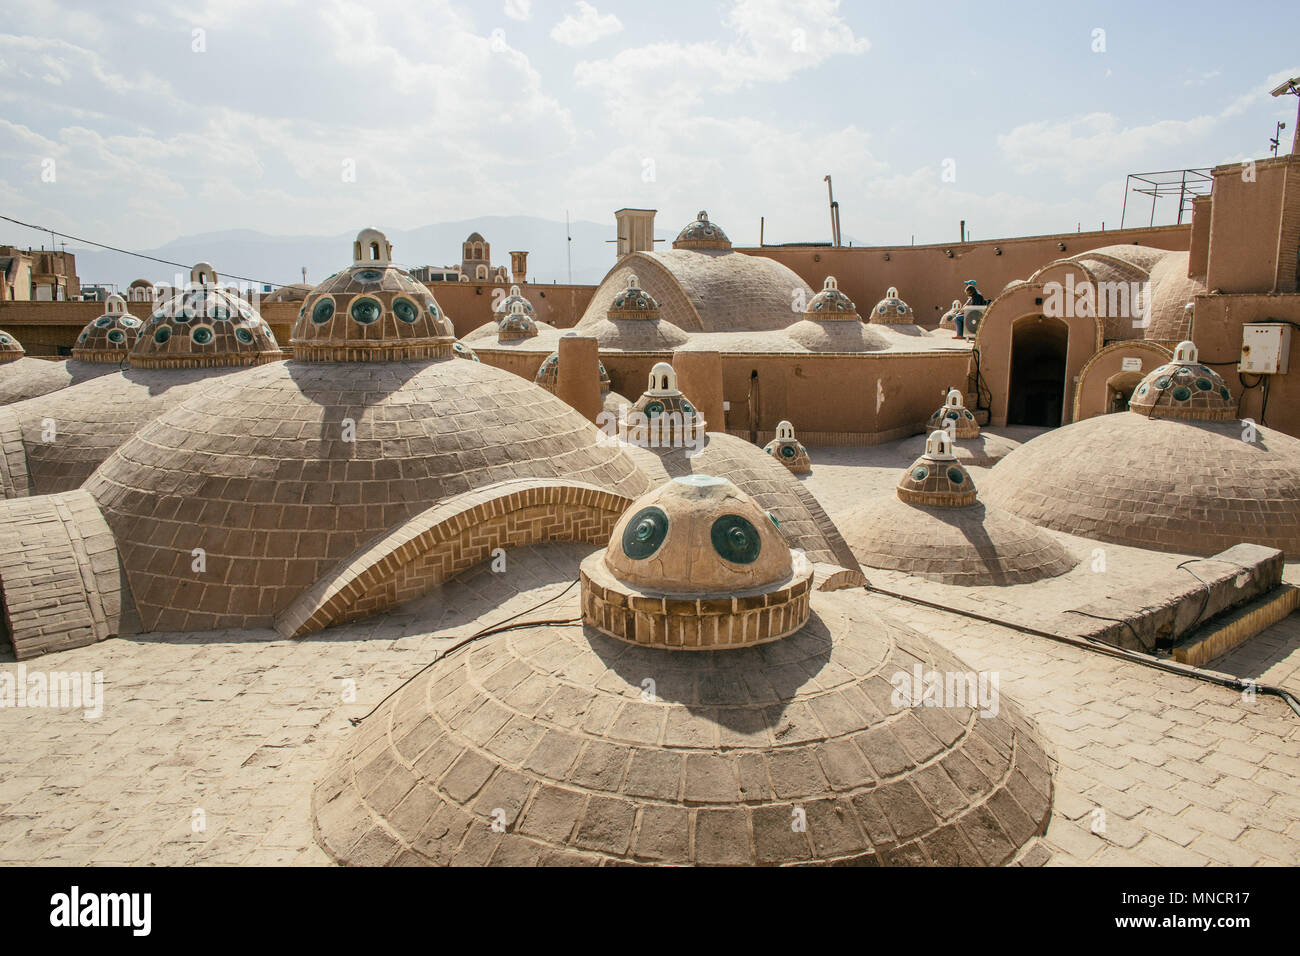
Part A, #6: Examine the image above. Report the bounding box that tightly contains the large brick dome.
[312,483,1053,865]
[83,350,650,633]
[981,408,1300,557]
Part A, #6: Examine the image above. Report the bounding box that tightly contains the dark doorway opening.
[1105,371,1144,414]
[1008,315,1068,427]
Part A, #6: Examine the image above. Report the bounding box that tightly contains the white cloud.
[573,0,867,114]
[503,0,531,21]
[550,2,622,48]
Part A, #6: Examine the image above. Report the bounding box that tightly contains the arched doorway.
[1008,315,1068,427]
[1103,370,1144,414]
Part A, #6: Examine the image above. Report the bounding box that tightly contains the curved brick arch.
[1072,340,1172,422]
[0,490,127,659]
[974,283,1103,427]
[275,479,635,639]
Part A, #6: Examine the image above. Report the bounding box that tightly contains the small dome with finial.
[72,294,142,362]
[869,286,915,325]
[805,276,857,317]
[498,300,538,340]
[927,388,980,438]
[608,274,661,319]
[672,210,731,251]
[763,420,811,473]
[134,265,281,369]
[293,229,456,362]
[494,284,535,317]
[1128,340,1236,421]
[896,431,976,506]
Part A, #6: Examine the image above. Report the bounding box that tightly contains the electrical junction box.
[1239,323,1292,375]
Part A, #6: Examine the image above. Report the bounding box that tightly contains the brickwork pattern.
[312,587,1053,866]
[0,366,254,498]
[277,480,633,638]
[0,358,113,407]
[83,358,651,634]
[982,413,1300,556]
[0,489,124,659]
[581,554,814,649]
[842,497,1079,587]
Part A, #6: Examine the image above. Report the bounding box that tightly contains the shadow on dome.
[583,610,835,733]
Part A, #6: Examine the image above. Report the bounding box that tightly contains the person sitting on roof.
[963,280,990,307]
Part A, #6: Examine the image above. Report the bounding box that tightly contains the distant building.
[410,231,512,284]
[0,246,80,301]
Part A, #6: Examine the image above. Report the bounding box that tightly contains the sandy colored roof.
[842,496,1077,586]
[462,319,564,350]
[0,357,115,407]
[674,324,970,355]
[0,366,252,498]
[83,357,651,633]
[577,250,814,334]
[981,411,1300,556]
[1144,252,1205,343]
[312,581,1052,865]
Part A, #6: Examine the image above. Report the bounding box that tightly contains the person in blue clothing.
[953,280,989,337]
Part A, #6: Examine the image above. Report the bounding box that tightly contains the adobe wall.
[710,351,971,445]
[1191,292,1300,436]
[743,224,1190,330]
[1206,155,1300,294]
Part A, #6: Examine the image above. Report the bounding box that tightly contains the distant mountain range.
[69,216,670,292]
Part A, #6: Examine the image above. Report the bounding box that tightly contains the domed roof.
[868,287,916,325]
[1128,341,1236,421]
[805,276,857,317]
[83,357,651,633]
[497,301,538,340]
[763,420,810,473]
[896,432,976,507]
[0,330,24,363]
[1143,253,1206,343]
[577,274,690,351]
[623,363,705,446]
[292,229,455,362]
[312,496,1054,864]
[981,410,1300,556]
[535,343,611,394]
[465,231,486,243]
[72,294,142,362]
[672,210,731,251]
[608,274,661,319]
[133,265,281,369]
[841,430,1076,586]
[593,475,800,621]
[927,388,980,438]
[494,284,535,317]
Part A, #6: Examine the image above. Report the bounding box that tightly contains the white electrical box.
[1239,323,1292,375]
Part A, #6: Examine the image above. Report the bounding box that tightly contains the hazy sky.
[1,0,1296,261]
